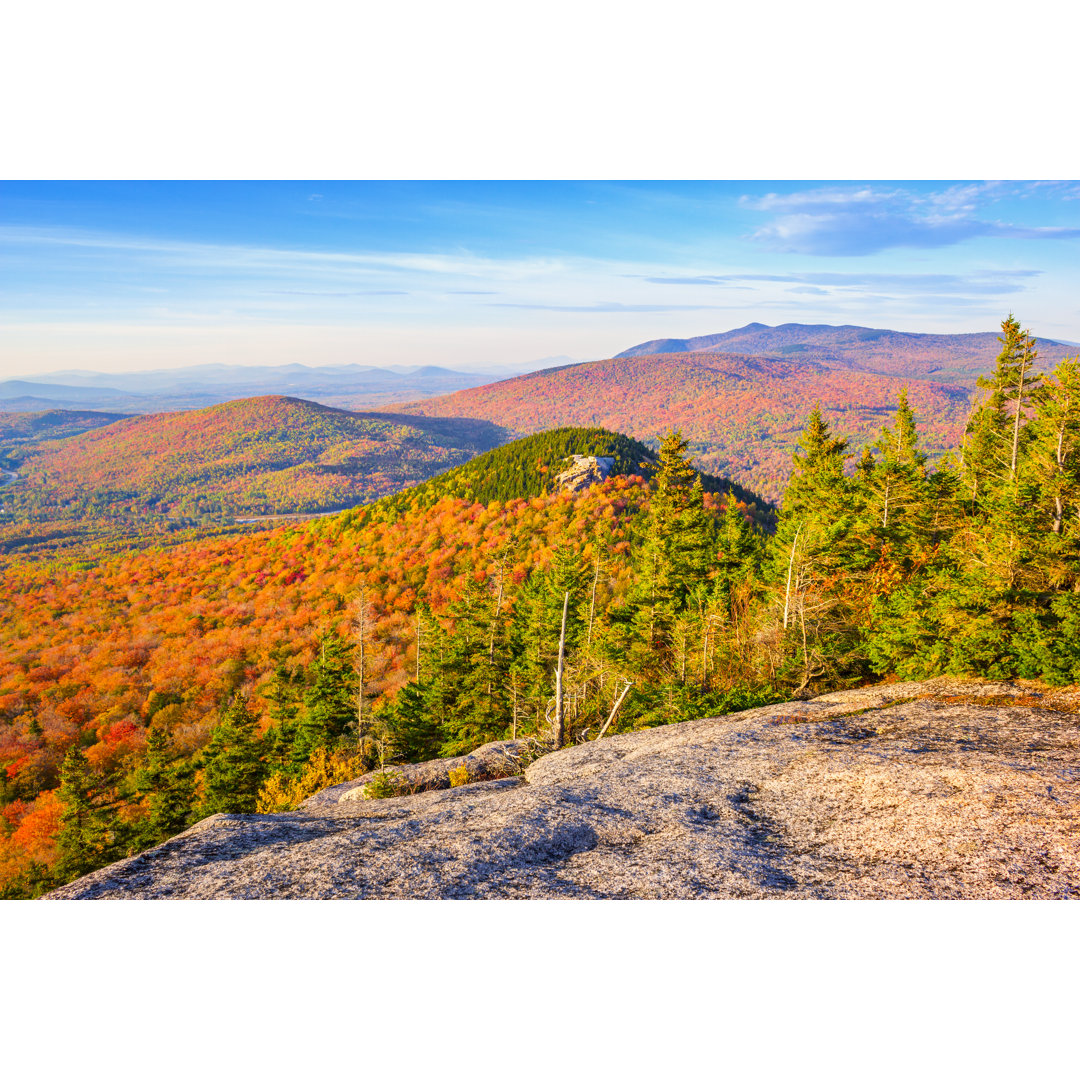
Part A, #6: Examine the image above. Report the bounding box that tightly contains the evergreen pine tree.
[966,314,1042,500]
[628,430,712,666]
[133,727,196,845]
[1009,356,1080,683]
[1024,357,1080,539]
[768,406,866,693]
[863,388,927,534]
[56,745,108,880]
[381,682,442,762]
[200,696,267,815]
[437,574,510,755]
[291,631,357,767]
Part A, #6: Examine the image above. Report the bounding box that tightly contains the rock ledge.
[46,678,1080,899]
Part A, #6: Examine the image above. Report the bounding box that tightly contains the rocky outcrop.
[554,455,615,492]
[300,739,532,808]
[46,679,1080,899]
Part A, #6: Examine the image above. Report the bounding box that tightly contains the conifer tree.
[291,631,357,766]
[769,406,865,692]
[200,696,267,815]
[628,430,711,664]
[134,727,196,844]
[56,745,108,880]
[1009,356,1080,683]
[966,314,1042,499]
[381,682,442,763]
[436,574,509,754]
[1024,357,1080,538]
[866,388,927,528]
[508,546,588,730]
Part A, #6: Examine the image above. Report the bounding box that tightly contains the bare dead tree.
[488,547,511,663]
[596,680,632,739]
[553,591,569,749]
[350,587,374,750]
[586,545,601,651]
[782,523,803,630]
[415,607,422,683]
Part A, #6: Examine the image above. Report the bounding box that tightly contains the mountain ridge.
[614,321,1076,385]
[389,348,973,502]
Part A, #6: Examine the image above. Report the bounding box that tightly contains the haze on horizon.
[2,180,1079,381]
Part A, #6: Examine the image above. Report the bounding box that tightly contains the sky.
[2,180,1080,379]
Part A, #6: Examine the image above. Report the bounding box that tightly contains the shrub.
[256,746,364,812]
[362,769,408,800]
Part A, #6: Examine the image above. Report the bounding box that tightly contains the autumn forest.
[1,317,1078,898]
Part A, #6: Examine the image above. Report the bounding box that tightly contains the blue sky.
[2,180,1079,377]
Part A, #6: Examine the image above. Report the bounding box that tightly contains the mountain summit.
[615,322,1075,384]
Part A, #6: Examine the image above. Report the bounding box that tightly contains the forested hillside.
[0,410,128,455]
[0,396,506,557]
[615,321,1076,385]
[391,349,973,502]
[375,426,774,527]
[1,316,1077,900]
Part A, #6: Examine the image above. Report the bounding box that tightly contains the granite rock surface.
[554,455,615,493]
[300,738,532,809]
[46,679,1080,899]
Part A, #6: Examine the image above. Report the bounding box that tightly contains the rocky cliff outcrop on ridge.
[47,679,1080,900]
[554,455,615,492]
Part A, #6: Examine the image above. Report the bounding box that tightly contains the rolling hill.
[389,349,974,503]
[614,322,1077,386]
[0,397,507,554]
[370,426,774,527]
[0,410,129,463]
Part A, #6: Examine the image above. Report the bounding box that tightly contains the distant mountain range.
[388,321,1075,502]
[614,322,1077,386]
[4,322,1076,508]
[0,363,500,415]
[391,353,974,504]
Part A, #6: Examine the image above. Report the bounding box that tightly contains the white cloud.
[740,183,1080,255]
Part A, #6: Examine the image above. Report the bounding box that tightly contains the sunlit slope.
[0,469,661,887]
[375,426,774,525]
[390,351,971,503]
[6,396,507,519]
[615,322,1077,386]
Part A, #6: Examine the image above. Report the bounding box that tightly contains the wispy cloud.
[0,225,565,282]
[490,302,723,313]
[644,269,1042,296]
[266,290,409,296]
[739,183,1080,255]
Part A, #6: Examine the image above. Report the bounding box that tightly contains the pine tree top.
[978,313,1042,396]
[792,406,849,472]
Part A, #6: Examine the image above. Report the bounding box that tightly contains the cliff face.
[554,455,615,492]
[47,679,1080,900]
